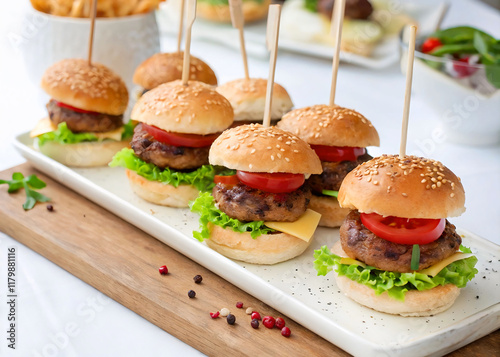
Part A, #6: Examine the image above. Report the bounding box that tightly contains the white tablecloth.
[1,1,499,356]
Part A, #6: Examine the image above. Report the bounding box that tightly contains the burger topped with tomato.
[190,124,323,264]
[216,78,293,127]
[31,58,131,167]
[277,104,380,227]
[314,155,478,316]
[133,52,218,96]
[109,80,234,207]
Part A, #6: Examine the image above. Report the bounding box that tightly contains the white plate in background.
[14,132,500,356]
[157,0,447,69]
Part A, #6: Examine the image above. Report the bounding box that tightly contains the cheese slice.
[340,257,366,268]
[418,252,474,277]
[30,117,57,137]
[264,209,321,242]
[30,117,125,142]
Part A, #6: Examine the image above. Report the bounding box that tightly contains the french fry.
[132,0,159,14]
[30,0,160,17]
[70,0,85,17]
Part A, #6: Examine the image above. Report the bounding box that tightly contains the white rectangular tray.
[14,132,500,356]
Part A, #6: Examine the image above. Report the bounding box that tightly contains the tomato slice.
[421,37,443,53]
[55,101,99,115]
[142,123,220,148]
[214,175,239,186]
[360,213,446,245]
[310,145,366,162]
[236,171,305,193]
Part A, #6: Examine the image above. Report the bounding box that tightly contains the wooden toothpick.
[399,25,417,159]
[181,0,197,85]
[329,0,346,106]
[262,4,281,128]
[229,0,249,79]
[87,0,98,66]
[177,0,185,53]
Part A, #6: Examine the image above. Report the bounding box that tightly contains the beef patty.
[213,183,311,222]
[47,99,123,133]
[308,153,372,194]
[339,210,462,273]
[130,123,209,170]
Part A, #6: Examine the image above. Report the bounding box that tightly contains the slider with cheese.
[314,155,478,316]
[190,124,323,264]
[31,58,131,167]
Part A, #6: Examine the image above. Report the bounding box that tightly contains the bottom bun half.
[308,195,350,228]
[36,139,129,167]
[331,241,460,317]
[206,223,312,265]
[126,170,199,208]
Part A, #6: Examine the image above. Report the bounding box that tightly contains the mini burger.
[109,80,234,207]
[31,58,130,167]
[277,104,379,227]
[190,124,323,264]
[197,0,271,23]
[133,52,218,96]
[314,155,478,316]
[216,78,293,127]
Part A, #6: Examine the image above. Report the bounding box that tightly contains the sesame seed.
[450,193,455,198]
[402,193,408,197]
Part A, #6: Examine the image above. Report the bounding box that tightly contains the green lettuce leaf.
[313,245,478,301]
[189,192,275,241]
[121,120,136,140]
[109,148,216,192]
[38,122,98,146]
[37,121,134,146]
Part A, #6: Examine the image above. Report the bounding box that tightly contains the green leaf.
[473,31,496,64]
[28,190,51,203]
[485,64,500,89]
[121,120,136,140]
[430,43,476,57]
[313,245,478,301]
[23,196,36,210]
[189,192,275,241]
[431,26,495,45]
[38,122,99,146]
[304,0,318,12]
[322,189,338,198]
[1,172,50,210]
[12,172,24,181]
[26,174,47,189]
[109,148,217,192]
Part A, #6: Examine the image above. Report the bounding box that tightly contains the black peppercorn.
[251,319,259,329]
[47,204,54,212]
[226,313,236,325]
[188,290,196,298]
[193,275,203,284]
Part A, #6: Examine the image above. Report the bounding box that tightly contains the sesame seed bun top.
[41,58,129,115]
[338,155,466,219]
[277,104,380,147]
[133,52,217,90]
[216,78,293,121]
[131,80,234,135]
[209,124,322,175]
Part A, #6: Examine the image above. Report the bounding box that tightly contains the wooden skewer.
[229,0,249,79]
[399,25,417,159]
[329,0,346,106]
[181,0,197,85]
[434,2,449,31]
[262,4,281,128]
[177,0,186,53]
[87,0,98,66]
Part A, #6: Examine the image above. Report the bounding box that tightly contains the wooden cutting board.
[0,163,498,356]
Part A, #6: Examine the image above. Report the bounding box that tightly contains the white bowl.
[400,30,500,146]
[17,8,160,93]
